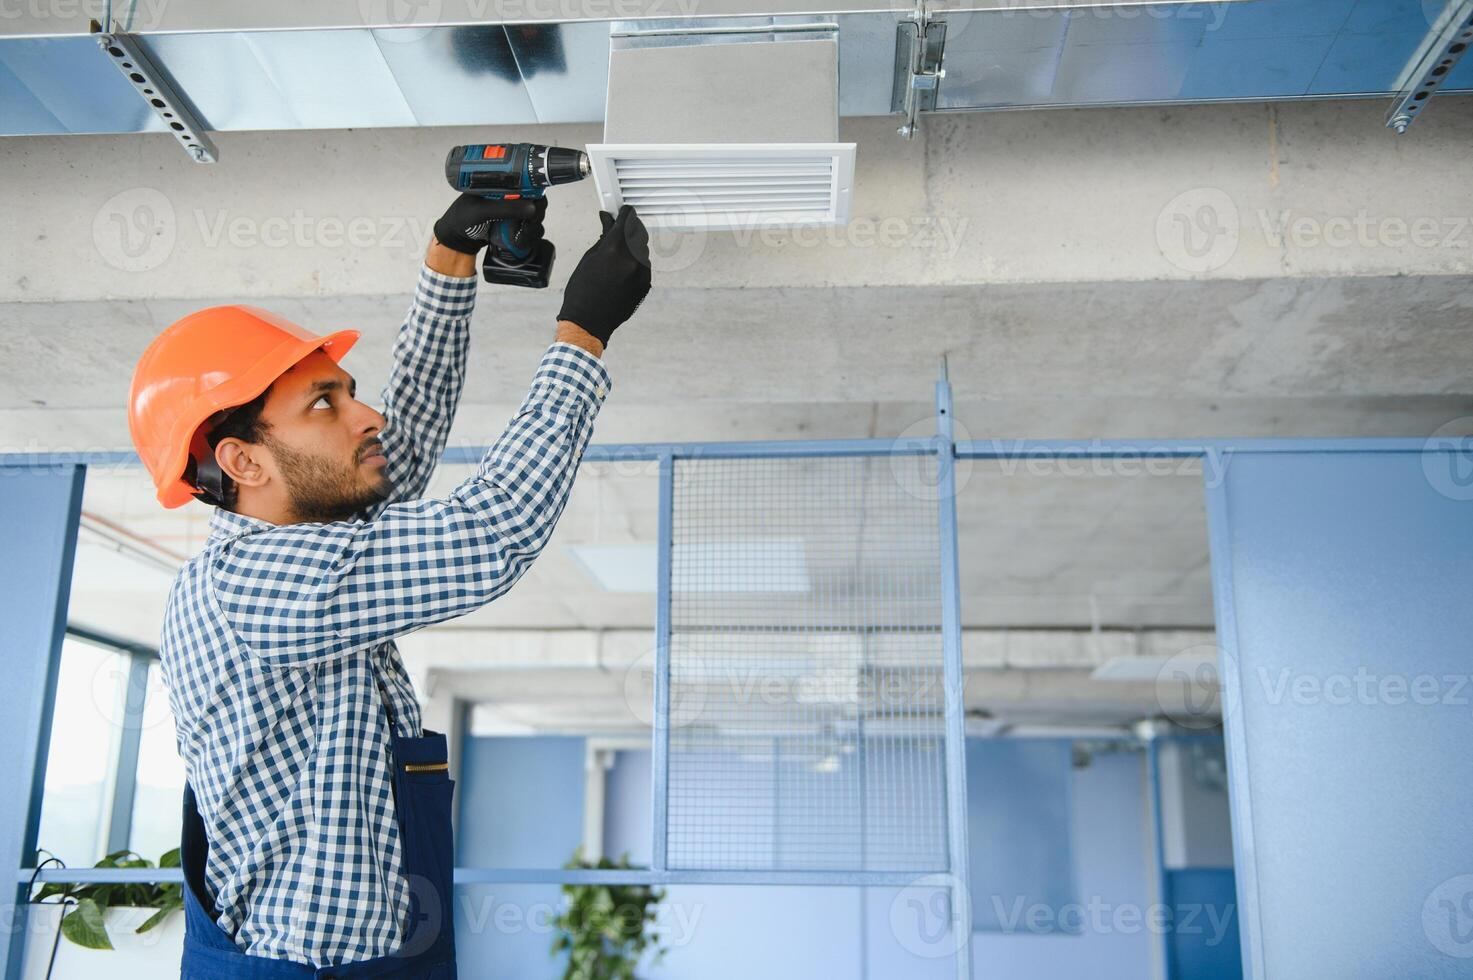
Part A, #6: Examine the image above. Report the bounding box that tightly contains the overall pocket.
[389,732,456,962]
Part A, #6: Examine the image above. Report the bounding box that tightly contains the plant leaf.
[61,899,112,950]
[136,898,182,934]
[31,882,70,902]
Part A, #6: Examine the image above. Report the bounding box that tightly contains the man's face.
[257,350,393,523]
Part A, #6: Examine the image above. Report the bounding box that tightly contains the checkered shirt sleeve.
[210,298,610,665]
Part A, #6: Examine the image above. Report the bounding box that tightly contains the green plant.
[551,848,667,980]
[30,849,184,949]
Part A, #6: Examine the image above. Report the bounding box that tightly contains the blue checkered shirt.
[158,265,610,966]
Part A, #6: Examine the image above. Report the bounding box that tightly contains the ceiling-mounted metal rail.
[1386,0,1473,133]
[92,21,217,162]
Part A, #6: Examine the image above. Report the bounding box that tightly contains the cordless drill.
[444,143,590,288]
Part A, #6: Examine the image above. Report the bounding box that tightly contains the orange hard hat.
[128,306,359,509]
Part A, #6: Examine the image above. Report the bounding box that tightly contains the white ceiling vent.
[587,143,855,231]
[591,22,856,230]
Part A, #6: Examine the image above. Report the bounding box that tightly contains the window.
[34,630,183,869]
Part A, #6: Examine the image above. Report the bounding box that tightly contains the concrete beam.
[4,273,1472,458]
[4,98,1470,465]
[3,100,1470,308]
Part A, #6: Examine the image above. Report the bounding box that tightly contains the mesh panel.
[667,455,948,872]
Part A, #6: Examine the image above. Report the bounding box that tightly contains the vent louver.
[587,143,856,231]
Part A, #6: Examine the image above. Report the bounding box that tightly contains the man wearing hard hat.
[127,194,651,979]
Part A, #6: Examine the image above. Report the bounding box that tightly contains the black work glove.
[434,194,548,256]
[555,204,652,347]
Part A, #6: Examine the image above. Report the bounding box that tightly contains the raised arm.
[356,203,550,520]
[212,342,610,667]
[211,204,651,668]
[357,262,476,517]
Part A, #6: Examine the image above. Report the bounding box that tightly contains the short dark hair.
[202,383,273,511]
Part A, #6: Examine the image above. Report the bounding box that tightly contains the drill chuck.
[541,145,591,187]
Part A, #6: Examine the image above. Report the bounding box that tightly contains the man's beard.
[264,432,393,524]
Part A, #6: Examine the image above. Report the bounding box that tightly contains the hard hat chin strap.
[189,406,239,508]
[186,453,230,508]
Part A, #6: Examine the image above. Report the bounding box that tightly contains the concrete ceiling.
[11,95,1472,734]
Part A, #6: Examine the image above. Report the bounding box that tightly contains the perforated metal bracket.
[892,1,947,140]
[1386,0,1473,134]
[92,22,217,163]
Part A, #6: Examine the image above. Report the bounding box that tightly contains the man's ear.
[215,438,270,490]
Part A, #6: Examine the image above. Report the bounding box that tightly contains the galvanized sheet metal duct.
[1,0,1469,137]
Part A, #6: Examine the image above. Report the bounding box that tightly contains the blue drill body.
[445,143,589,288]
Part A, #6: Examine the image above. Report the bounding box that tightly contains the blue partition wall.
[1207,449,1473,979]
[0,466,86,980]
[9,431,1473,980]
[1165,869,1241,980]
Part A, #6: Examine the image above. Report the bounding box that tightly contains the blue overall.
[179,728,458,979]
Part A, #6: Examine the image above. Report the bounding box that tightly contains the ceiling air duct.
[587,21,856,231]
